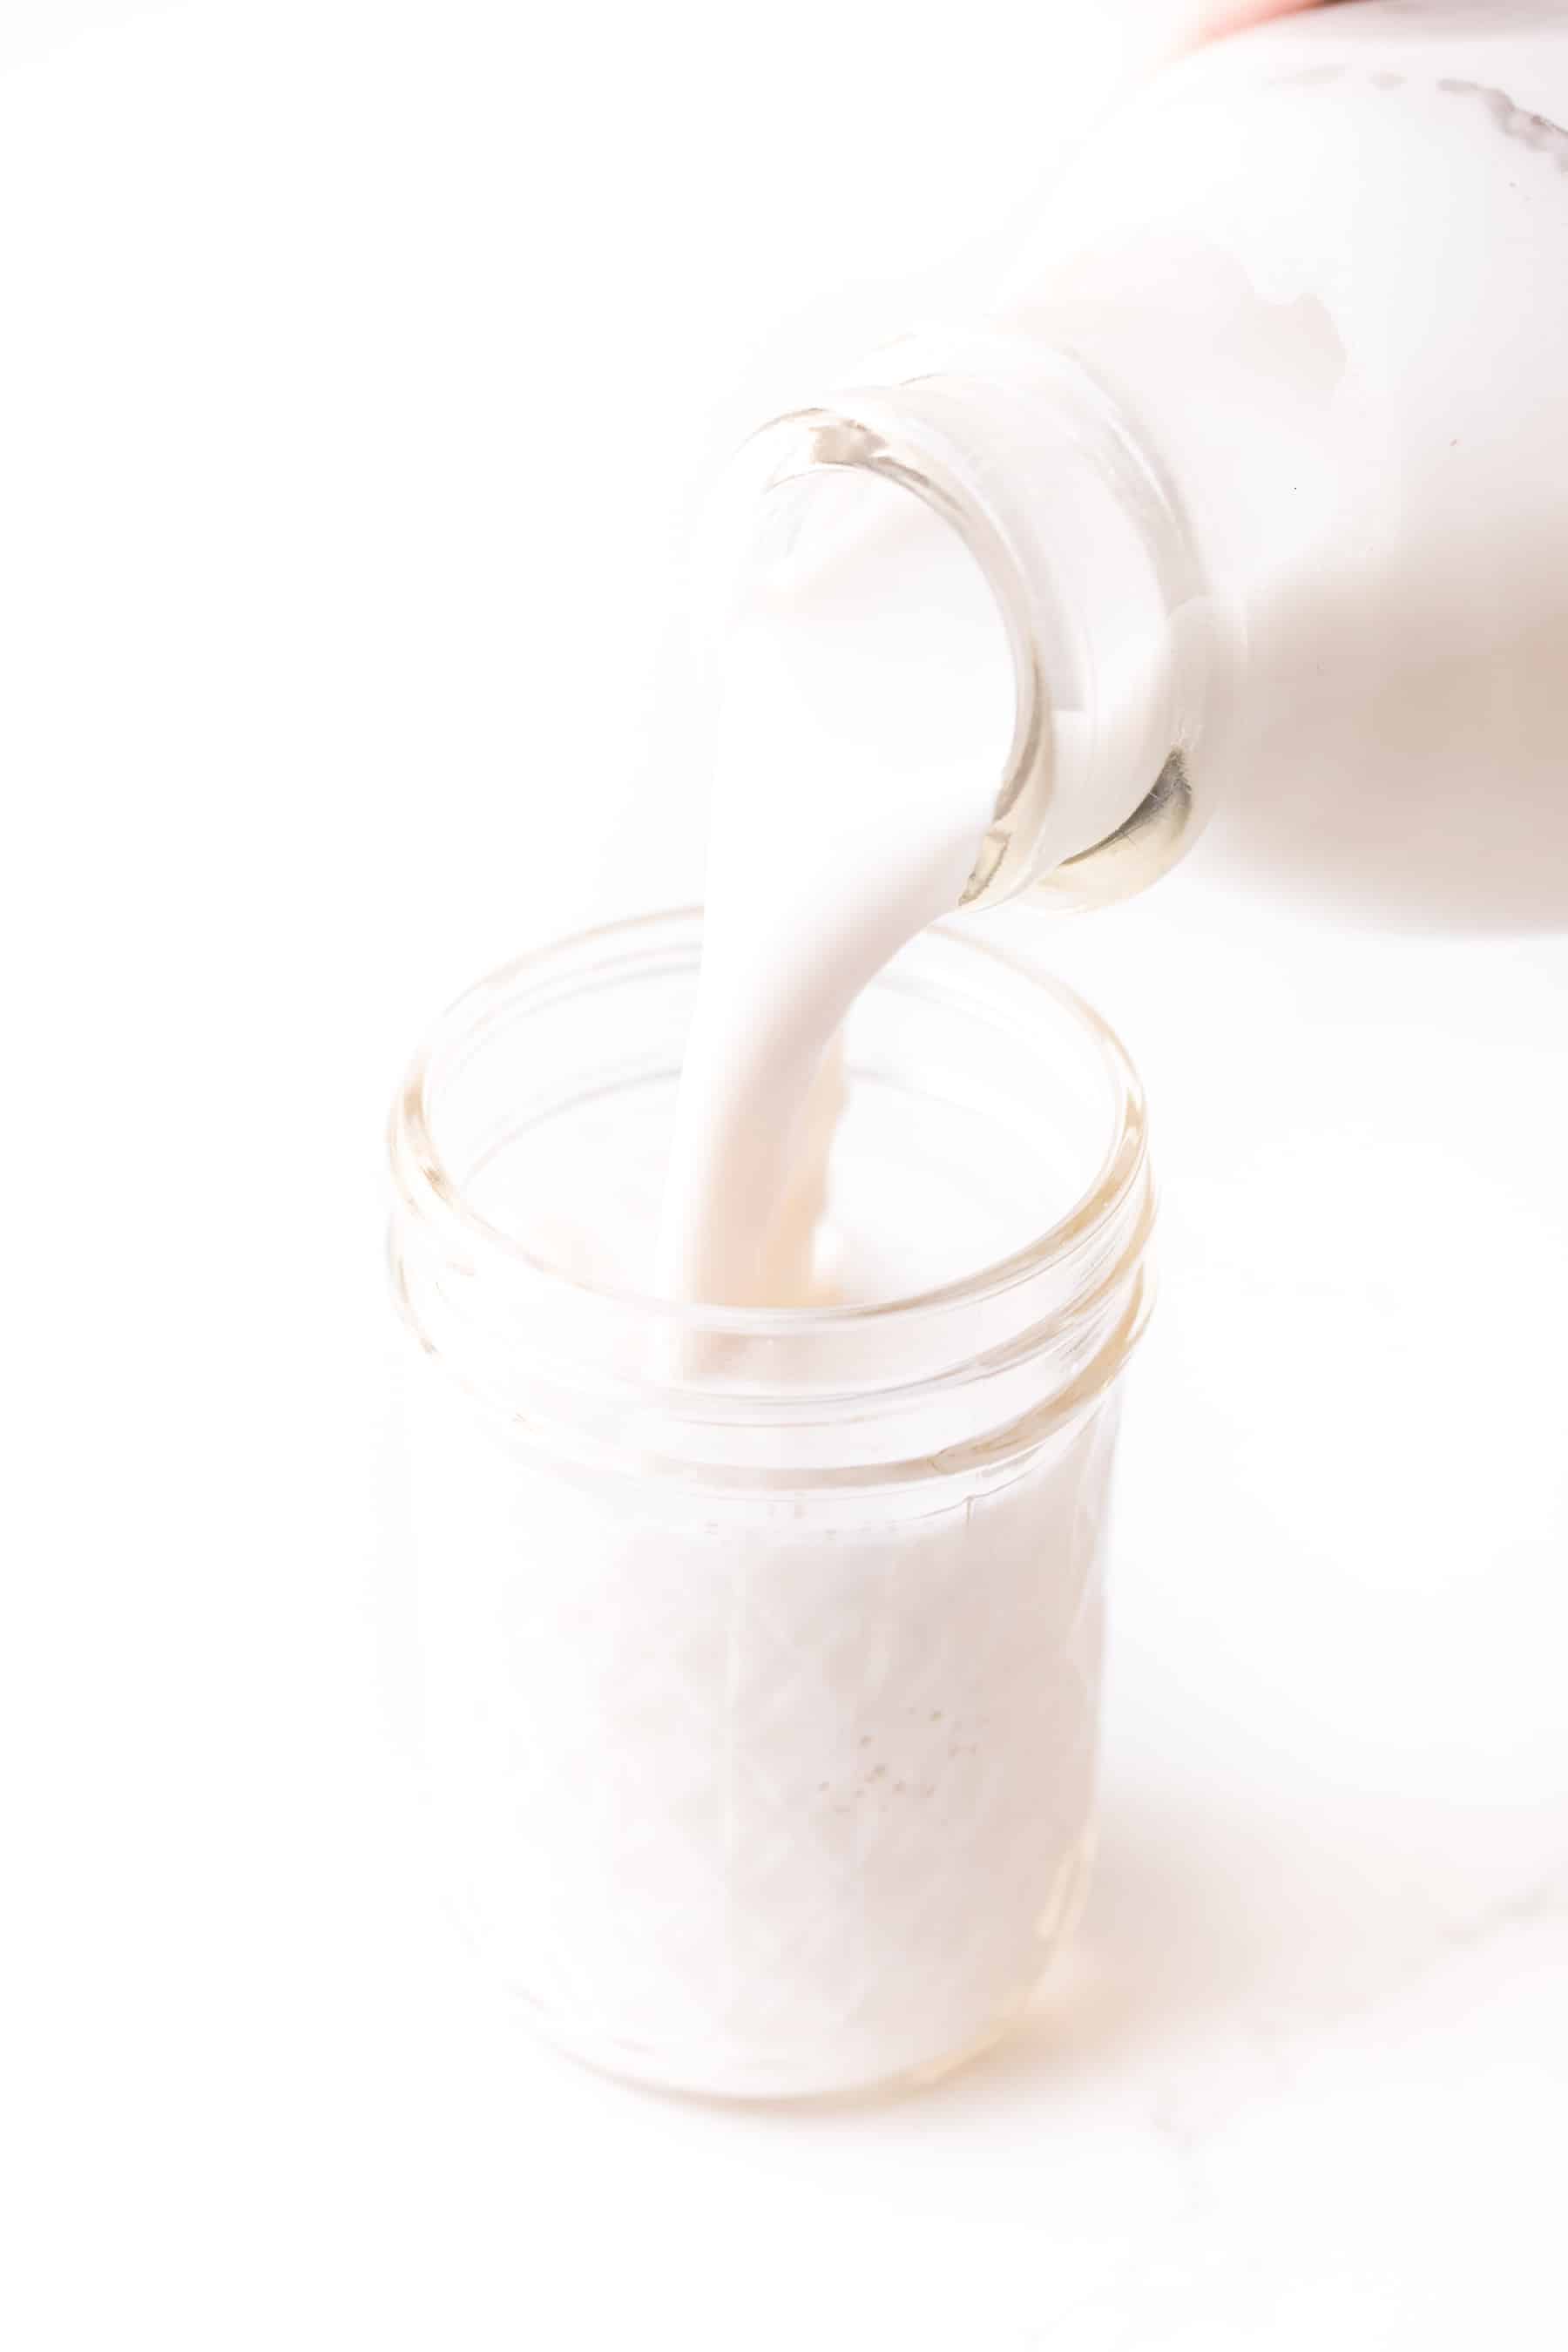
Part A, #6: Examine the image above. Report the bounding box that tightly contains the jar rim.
[389,907,1149,1341]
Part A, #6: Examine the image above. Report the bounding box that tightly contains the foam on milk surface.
[656,470,1016,1308]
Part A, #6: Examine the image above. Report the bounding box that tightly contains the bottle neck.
[717,336,1229,910]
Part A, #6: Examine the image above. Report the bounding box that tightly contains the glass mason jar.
[387,910,1154,2100]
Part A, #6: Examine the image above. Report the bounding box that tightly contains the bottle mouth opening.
[705,404,1050,909]
[708,349,1223,910]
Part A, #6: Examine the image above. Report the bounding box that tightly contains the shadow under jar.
[387,910,1154,2099]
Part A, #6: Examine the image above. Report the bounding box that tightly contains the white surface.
[3,4,1565,2347]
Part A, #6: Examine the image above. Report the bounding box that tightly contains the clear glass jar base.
[486,1828,1098,2105]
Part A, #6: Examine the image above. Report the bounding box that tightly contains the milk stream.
[656,472,1016,1308]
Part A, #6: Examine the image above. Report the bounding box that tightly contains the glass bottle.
[716,1,1568,928]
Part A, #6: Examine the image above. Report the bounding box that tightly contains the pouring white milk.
[655,473,1015,1308]
[394,0,1568,2101]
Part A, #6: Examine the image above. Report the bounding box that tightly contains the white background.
[4,4,1566,2346]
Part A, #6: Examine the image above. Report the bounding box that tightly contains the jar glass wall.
[388,910,1154,2099]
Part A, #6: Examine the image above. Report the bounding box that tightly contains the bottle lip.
[388,907,1150,1344]
[708,341,1222,910]
[702,395,1048,909]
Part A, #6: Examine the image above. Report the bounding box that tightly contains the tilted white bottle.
[721,0,1568,930]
